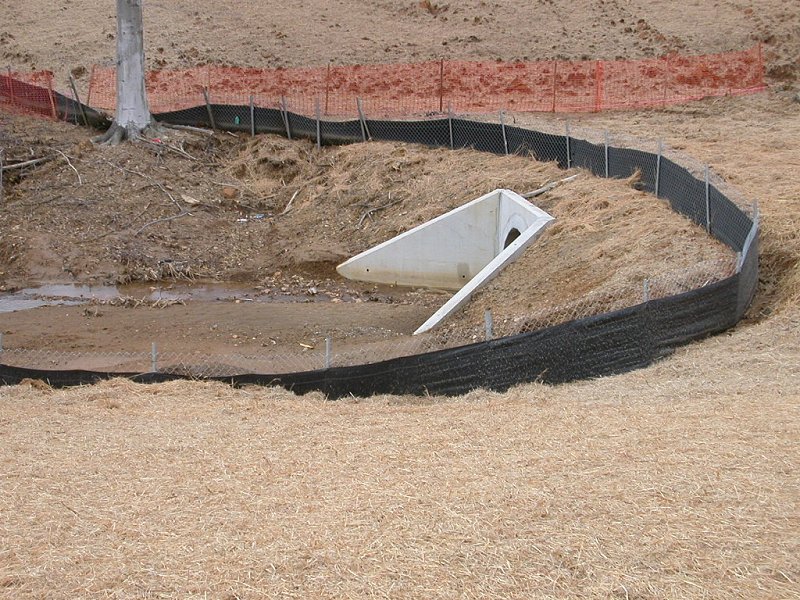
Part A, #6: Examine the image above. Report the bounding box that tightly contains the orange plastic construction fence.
[0,70,59,119]
[86,46,765,117]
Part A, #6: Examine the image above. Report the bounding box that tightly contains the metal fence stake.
[0,332,4,353]
[643,279,651,303]
[280,96,292,140]
[438,58,445,113]
[315,97,322,150]
[655,139,662,198]
[324,336,332,369]
[565,121,571,169]
[151,342,158,373]
[500,110,509,155]
[0,148,4,205]
[705,165,711,234]
[324,63,331,115]
[202,87,217,132]
[356,98,370,141]
[249,94,255,137]
[604,130,609,178]
[448,103,454,150]
[7,66,15,107]
[68,75,89,127]
[484,309,493,341]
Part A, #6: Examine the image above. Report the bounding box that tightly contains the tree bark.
[95,0,153,143]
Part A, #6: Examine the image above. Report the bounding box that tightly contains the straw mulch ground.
[2,2,800,597]
[1,310,798,598]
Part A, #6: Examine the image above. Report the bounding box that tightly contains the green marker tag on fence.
[234,116,240,125]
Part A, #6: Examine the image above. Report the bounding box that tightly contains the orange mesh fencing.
[0,70,58,119]
[84,45,765,118]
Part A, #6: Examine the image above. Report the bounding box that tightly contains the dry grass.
[2,81,798,600]
[1,311,798,599]
[2,12,800,599]
[444,169,732,335]
[533,93,800,319]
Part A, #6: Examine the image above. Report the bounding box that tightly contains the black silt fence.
[0,97,759,397]
[506,126,568,165]
[367,119,451,148]
[53,91,110,129]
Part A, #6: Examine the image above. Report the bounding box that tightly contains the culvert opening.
[504,228,522,249]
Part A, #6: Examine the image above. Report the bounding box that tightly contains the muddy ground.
[0,110,732,359]
[1,0,794,361]
[1,1,800,599]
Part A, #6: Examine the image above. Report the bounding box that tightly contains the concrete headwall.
[337,189,552,292]
[337,189,554,333]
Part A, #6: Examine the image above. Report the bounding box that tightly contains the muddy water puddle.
[0,282,322,313]
[0,281,446,313]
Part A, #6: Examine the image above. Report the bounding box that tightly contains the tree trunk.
[95,0,153,143]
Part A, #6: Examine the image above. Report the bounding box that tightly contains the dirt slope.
[0,1,799,599]
[1,0,798,94]
[0,109,732,354]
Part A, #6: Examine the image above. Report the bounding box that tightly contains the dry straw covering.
[2,302,799,599]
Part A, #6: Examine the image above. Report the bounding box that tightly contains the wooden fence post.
[249,94,255,136]
[69,75,89,127]
[46,74,58,119]
[202,86,217,131]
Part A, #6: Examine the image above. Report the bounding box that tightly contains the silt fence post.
[448,103,454,150]
[565,121,571,169]
[500,110,509,156]
[356,98,370,141]
[280,96,292,140]
[315,97,322,150]
[69,75,89,127]
[324,336,332,369]
[202,87,217,131]
[7,67,15,108]
[249,94,255,137]
[324,62,331,115]
[438,58,445,114]
[655,139,663,198]
[704,165,711,234]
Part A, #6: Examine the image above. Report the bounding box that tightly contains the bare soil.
[0,111,732,356]
[2,0,798,95]
[1,1,799,598]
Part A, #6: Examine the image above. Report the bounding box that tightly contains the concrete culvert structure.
[336,189,554,333]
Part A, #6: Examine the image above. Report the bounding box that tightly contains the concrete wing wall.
[337,190,503,290]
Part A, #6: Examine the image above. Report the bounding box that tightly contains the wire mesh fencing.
[0,348,152,373]
[0,251,738,378]
[0,69,59,119]
[0,68,758,387]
